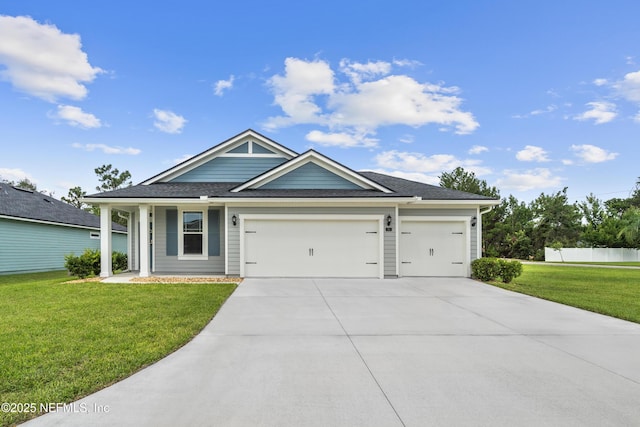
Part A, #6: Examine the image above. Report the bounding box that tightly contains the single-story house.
[85,129,500,279]
[0,183,127,274]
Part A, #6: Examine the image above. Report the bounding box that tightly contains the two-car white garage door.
[240,216,469,278]
[242,216,383,278]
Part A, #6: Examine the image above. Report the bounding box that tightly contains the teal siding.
[228,142,249,153]
[252,143,276,154]
[261,162,362,189]
[0,218,127,274]
[170,157,287,182]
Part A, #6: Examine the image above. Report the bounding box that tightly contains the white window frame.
[178,207,208,260]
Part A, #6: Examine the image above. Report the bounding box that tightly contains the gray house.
[0,183,127,274]
[85,129,500,279]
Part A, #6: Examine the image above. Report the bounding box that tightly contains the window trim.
[178,207,208,260]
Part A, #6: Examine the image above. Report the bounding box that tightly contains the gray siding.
[0,218,127,274]
[261,163,362,190]
[153,206,225,274]
[399,208,478,261]
[226,207,396,277]
[170,157,287,182]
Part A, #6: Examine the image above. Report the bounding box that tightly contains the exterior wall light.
[232,215,237,226]
[471,216,477,227]
[386,214,392,227]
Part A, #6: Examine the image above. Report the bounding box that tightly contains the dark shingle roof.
[86,171,498,202]
[0,183,126,231]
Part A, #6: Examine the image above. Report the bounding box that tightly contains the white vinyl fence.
[545,247,640,262]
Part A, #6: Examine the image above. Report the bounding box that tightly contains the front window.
[183,211,203,254]
[179,209,207,258]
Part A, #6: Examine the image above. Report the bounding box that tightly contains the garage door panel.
[400,220,467,277]
[243,218,381,278]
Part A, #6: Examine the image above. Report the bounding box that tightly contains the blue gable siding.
[170,157,287,182]
[252,143,276,154]
[228,142,249,153]
[0,218,127,274]
[261,162,363,189]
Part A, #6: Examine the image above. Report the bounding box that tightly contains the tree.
[95,164,132,192]
[618,207,640,248]
[1,176,38,191]
[439,167,500,198]
[92,164,133,226]
[61,186,89,210]
[530,188,581,259]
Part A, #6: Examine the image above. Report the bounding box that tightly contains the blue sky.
[1,1,639,203]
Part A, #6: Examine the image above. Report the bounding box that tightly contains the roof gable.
[142,129,297,184]
[231,150,393,193]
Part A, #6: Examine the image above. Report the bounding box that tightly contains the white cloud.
[0,15,102,102]
[516,145,550,162]
[496,168,563,191]
[51,105,101,128]
[468,145,488,155]
[153,109,187,134]
[374,150,491,176]
[213,75,234,96]
[513,104,557,119]
[634,111,640,123]
[570,144,618,163]
[0,167,35,183]
[339,59,391,84]
[263,57,478,144]
[305,130,377,148]
[614,70,640,103]
[574,101,617,124]
[264,57,335,130]
[562,159,574,165]
[593,78,608,86]
[72,143,141,155]
[392,58,422,68]
[399,134,414,144]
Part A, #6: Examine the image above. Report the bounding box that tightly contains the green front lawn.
[0,271,236,426]
[549,261,640,267]
[488,264,640,323]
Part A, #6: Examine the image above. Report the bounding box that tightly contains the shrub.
[472,258,523,283]
[112,251,128,272]
[498,259,523,283]
[65,250,128,278]
[471,257,500,281]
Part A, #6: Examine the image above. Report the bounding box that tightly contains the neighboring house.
[0,183,127,274]
[85,129,500,279]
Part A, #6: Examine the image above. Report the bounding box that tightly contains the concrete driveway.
[24,278,640,426]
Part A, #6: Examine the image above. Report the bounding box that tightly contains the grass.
[489,264,640,323]
[0,271,237,426]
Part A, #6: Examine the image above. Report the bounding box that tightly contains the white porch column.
[139,205,150,277]
[100,205,113,277]
[126,212,132,271]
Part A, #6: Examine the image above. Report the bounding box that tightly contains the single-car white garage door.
[241,216,383,278]
[399,219,469,277]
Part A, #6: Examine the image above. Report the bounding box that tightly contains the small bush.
[472,258,523,283]
[471,257,501,281]
[498,259,523,283]
[112,251,128,272]
[65,249,127,278]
